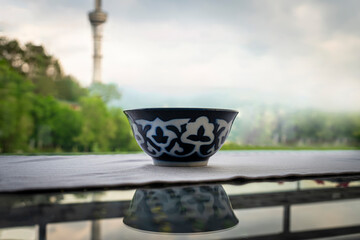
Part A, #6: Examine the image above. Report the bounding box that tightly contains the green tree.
[109,108,141,152]
[55,75,88,102]
[76,96,116,152]
[51,104,83,151]
[30,95,83,152]
[0,60,34,152]
[89,82,121,103]
[31,95,60,150]
[1,37,87,102]
[353,116,360,144]
[0,37,144,153]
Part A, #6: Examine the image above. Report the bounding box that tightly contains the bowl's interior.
[124,108,238,117]
[124,108,238,122]
[124,107,238,112]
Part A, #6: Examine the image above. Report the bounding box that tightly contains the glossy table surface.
[1,175,360,240]
[2,151,360,192]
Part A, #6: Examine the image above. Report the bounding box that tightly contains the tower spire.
[89,0,107,84]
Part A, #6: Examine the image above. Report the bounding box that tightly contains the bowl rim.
[124,107,238,114]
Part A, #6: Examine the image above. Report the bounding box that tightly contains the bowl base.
[153,159,208,167]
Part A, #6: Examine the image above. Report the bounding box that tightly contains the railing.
[1,186,360,240]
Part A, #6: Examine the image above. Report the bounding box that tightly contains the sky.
[1,0,360,111]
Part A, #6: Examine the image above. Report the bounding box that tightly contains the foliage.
[227,108,360,147]
[30,95,83,151]
[89,82,121,103]
[51,103,83,151]
[221,142,360,151]
[55,76,88,102]
[76,96,116,152]
[0,60,33,152]
[0,37,139,153]
[0,36,87,102]
[109,108,141,152]
[1,37,359,153]
[75,97,140,152]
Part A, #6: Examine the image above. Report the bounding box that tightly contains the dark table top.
[2,151,360,192]
[1,175,360,240]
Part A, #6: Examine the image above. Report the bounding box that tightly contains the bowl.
[123,184,238,233]
[124,108,238,166]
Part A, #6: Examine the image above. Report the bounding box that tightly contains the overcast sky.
[1,0,360,111]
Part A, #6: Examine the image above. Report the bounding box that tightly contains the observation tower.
[89,0,107,83]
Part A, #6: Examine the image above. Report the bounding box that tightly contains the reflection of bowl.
[124,108,238,166]
[123,185,238,233]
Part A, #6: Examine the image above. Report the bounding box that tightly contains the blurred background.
[0,0,359,153]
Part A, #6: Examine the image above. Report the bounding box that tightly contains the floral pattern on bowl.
[124,108,238,166]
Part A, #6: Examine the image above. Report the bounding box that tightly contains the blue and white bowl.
[124,108,238,166]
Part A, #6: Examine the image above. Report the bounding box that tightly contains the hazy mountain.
[112,86,302,145]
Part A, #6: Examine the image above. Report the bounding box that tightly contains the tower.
[89,0,107,83]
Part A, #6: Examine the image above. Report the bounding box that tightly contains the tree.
[51,104,82,151]
[0,37,87,101]
[55,75,88,102]
[89,82,121,103]
[0,60,34,152]
[0,37,142,153]
[76,96,116,152]
[109,108,141,152]
[30,95,60,150]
